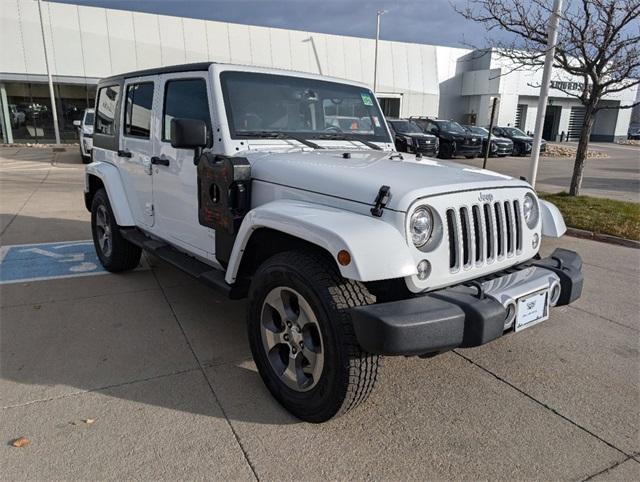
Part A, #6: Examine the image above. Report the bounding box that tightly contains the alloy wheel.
[259,287,324,392]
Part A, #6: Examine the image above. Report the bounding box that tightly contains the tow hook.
[371,185,391,217]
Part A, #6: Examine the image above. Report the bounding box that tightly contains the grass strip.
[539,192,640,241]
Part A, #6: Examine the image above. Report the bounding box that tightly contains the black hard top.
[98,62,214,85]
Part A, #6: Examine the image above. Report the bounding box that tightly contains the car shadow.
[0,214,297,425]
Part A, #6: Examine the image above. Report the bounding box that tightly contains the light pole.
[373,9,387,94]
[37,0,61,145]
[529,0,563,187]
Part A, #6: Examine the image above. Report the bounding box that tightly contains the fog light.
[417,260,431,280]
[550,283,561,306]
[504,302,516,328]
[532,233,540,249]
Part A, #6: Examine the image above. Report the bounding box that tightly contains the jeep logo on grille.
[478,193,494,203]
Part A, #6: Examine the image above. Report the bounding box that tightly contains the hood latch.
[371,185,391,217]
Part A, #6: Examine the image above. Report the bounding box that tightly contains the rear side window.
[96,85,120,136]
[162,79,211,141]
[124,82,154,138]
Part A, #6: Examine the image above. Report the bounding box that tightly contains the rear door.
[119,77,157,227]
[153,73,216,260]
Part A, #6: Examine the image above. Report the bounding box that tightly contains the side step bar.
[121,228,244,300]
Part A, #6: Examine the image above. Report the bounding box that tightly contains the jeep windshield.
[220,71,391,146]
[389,120,424,134]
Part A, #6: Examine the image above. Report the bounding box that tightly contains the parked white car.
[73,108,94,163]
[84,63,583,422]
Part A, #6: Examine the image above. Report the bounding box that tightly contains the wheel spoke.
[301,346,318,373]
[282,353,301,388]
[264,288,288,323]
[296,296,317,328]
[262,328,285,350]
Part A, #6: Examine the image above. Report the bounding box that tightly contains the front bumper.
[492,142,513,156]
[453,142,482,155]
[351,248,583,356]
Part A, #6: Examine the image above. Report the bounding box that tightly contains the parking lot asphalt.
[1,146,639,480]
[457,142,640,203]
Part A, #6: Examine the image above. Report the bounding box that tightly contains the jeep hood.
[245,149,530,212]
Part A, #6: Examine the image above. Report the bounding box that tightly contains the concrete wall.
[0,0,471,119]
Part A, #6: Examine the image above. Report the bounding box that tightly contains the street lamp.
[373,9,387,94]
[36,0,61,145]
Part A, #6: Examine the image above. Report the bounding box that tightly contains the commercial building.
[0,0,636,143]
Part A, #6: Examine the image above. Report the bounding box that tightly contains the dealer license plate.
[515,289,549,332]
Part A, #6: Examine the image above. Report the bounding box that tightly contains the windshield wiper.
[316,133,383,151]
[237,130,323,149]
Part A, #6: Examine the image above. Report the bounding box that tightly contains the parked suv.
[73,108,95,163]
[492,126,547,156]
[387,118,438,157]
[410,117,482,159]
[85,63,583,423]
[463,125,513,157]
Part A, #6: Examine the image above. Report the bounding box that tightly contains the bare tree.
[456,0,640,195]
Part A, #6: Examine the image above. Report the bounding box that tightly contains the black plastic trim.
[350,249,583,356]
[120,227,244,299]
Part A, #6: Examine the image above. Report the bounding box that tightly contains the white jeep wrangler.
[85,63,583,423]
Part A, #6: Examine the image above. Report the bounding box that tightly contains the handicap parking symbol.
[0,240,107,284]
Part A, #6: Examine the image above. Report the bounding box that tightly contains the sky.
[50,0,506,48]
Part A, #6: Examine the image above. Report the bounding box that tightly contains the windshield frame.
[219,71,392,144]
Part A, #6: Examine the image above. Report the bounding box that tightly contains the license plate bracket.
[515,289,549,332]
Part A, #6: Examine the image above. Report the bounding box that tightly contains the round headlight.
[410,207,434,247]
[523,193,539,228]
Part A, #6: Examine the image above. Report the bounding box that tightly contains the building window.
[515,104,527,130]
[124,83,154,138]
[378,97,400,117]
[96,85,120,136]
[162,79,211,141]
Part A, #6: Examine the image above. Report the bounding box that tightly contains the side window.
[96,85,120,136]
[162,78,211,141]
[124,82,154,138]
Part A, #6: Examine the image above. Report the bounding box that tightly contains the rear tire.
[247,249,379,423]
[91,188,142,272]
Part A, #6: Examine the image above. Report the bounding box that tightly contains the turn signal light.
[337,250,351,266]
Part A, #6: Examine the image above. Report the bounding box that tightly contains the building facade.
[0,0,636,143]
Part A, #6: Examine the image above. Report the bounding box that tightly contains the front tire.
[91,188,142,272]
[513,143,523,156]
[247,249,379,423]
[438,142,453,159]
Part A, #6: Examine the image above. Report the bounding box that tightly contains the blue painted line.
[0,240,107,284]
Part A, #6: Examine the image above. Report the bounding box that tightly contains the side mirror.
[170,118,208,150]
[430,127,438,135]
[73,120,81,127]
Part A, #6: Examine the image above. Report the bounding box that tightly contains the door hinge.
[144,202,154,216]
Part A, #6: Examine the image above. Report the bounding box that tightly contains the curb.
[566,227,640,249]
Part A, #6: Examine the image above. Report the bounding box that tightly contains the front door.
[542,105,561,141]
[153,73,216,260]
[119,77,157,227]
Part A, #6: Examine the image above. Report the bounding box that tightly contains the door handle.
[151,156,170,166]
[117,149,132,158]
